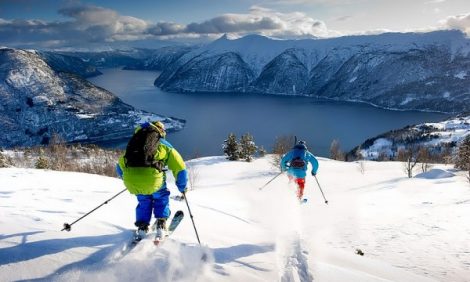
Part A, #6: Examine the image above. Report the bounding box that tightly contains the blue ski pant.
[135,186,170,227]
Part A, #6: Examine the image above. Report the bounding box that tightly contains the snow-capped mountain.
[123,46,194,71]
[0,47,184,148]
[38,51,102,78]
[350,115,470,160]
[55,48,154,68]
[155,30,470,113]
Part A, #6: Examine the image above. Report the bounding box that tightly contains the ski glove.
[311,171,316,176]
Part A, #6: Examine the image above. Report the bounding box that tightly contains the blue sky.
[0,0,469,48]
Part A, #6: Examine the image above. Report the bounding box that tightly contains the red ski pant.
[288,175,305,199]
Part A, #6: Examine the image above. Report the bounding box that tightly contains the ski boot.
[154,218,168,245]
[133,222,149,243]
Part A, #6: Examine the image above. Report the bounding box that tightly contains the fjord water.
[89,68,448,158]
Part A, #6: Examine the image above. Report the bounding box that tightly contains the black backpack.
[124,127,163,171]
[290,157,306,169]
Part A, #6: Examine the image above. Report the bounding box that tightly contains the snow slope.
[1,156,469,281]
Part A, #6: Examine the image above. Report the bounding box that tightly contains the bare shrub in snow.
[0,150,13,168]
[418,147,432,173]
[397,146,420,178]
[330,139,345,161]
[258,145,267,157]
[7,144,122,177]
[35,149,49,169]
[48,133,68,171]
[187,162,200,190]
[271,135,295,170]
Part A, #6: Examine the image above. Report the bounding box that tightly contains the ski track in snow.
[1,157,470,281]
[279,233,314,282]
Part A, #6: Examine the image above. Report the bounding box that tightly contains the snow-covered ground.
[360,116,470,160]
[1,156,469,281]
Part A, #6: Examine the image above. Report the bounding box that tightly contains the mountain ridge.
[0,47,184,148]
[154,30,470,113]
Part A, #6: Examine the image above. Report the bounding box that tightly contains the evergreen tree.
[223,133,240,161]
[239,133,258,162]
[455,135,470,181]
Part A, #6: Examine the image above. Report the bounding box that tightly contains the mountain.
[155,31,470,113]
[55,48,155,68]
[157,51,255,92]
[348,115,470,160]
[0,47,184,148]
[123,46,194,71]
[1,156,469,281]
[38,51,102,78]
[252,48,309,94]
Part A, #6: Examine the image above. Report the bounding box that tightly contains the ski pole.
[313,175,328,204]
[258,171,283,191]
[182,191,201,245]
[61,188,127,232]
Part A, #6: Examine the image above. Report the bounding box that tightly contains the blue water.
[88,68,449,159]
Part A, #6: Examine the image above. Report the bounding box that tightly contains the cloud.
[266,0,358,5]
[185,14,282,34]
[0,4,155,46]
[334,15,353,22]
[244,6,332,38]
[441,13,470,35]
[0,4,337,47]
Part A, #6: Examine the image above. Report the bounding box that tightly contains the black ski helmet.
[295,140,307,150]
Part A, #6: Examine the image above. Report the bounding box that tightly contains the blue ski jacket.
[280,144,319,179]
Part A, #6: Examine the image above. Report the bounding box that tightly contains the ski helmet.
[152,121,166,138]
[296,140,307,150]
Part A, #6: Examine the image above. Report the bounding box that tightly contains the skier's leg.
[135,194,153,230]
[295,178,305,200]
[287,174,294,184]
[152,185,171,220]
[152,186,170,239]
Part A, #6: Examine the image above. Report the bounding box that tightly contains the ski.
[170,194,185,201]
[154,210,184,246]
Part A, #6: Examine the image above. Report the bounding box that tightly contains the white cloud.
[2,3,467,48]
[0,4,338,47]
[441,13,470,35]
[244,6,332,38]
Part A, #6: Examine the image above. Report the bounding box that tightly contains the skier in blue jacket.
[280,141,319,201]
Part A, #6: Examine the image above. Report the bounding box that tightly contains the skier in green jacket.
[116,121,188,241]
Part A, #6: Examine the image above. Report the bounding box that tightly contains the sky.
[0,0,469,48]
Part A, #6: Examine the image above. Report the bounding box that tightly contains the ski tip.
[174,210,184,217]
[299,198,308,204]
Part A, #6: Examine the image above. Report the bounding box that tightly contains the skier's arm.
[167,148,188,193]
[307,152,319,175]
[280,152,292,171]
[116,163,123,178]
